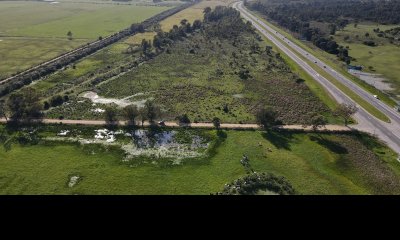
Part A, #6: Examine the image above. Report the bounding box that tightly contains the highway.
[233,1,400,154]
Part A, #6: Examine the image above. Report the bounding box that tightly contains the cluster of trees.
[376,27,400,45]
[43,95,69,110]
[0,1,197,98]
[248,0,400,25]
[203,6,254,39]
[151,6,252,55]
[0,88,43,125]
[104,100,162,127]
[246,0,400,63]
[152,18,202,52]
[217,172,296,195]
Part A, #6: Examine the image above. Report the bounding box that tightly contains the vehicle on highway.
[314,61,317,63]
[323,66,326,68]
[158,120,166,126]
[373,95,379,99]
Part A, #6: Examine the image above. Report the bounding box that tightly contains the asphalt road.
[234,1,400,154]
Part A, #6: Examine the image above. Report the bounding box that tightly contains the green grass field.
[0,127,399,195]
[334,23,400,97]
[0,1,171,78]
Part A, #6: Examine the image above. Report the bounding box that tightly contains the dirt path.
[0,118,352,132]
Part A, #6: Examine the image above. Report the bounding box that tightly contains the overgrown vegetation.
[217,172,296,195]
[94,6,332,124]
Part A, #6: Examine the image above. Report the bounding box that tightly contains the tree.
[7,88,43,124]
[67,31,73,40]
[50,95,64,107]
[192,20,202,30]
[212,117,221,130]
[203,7,211,15]
[123,105,139,126]
[176,114,190,125]
[104,107,118,126]
[141,39,152,54]
[334,103,358,126]
[139,107,148,127]
[180,19,188,26]
[144,100,160,124]
[256,107,278,130]
[0,100,8,121]
[43,101,50,110]
[311,114,327,131]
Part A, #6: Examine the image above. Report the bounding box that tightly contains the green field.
[334,23,400,97]
[0,126,399,195]
[0,1,171,78]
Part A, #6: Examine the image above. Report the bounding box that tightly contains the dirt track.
[0,118,353,132]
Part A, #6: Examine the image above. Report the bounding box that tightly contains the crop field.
[0,0,171,78]
[0,124,398,195]
[334,23,400,97]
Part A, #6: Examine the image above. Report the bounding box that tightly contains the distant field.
[334,23,400,97]
[0,127,398,195]
[159,0,228,31]
[0,0,171,78]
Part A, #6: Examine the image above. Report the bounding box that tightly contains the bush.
[176,114,191,124]
[217,172,296,195]
[363,40,376,46]
[50,95,64,107]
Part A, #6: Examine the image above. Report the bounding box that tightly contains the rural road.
[233,1,400,154]
[0,118,352,132]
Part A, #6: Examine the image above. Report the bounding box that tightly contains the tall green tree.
[256,107,278,130]
[144,100,160,123]
[7,88,43,124]
[0,100,7,121]
[311,114,327,131]
[334,103,358,126]
[212,117,221,130]
[123,105,139,126]
[104,107,118,126]
[67,31,73,40]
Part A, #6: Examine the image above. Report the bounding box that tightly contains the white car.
[373,95,379,99]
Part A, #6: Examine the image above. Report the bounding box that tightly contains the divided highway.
[233,1,400,154]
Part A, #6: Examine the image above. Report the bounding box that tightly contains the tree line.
[0,1,197,98]
[246,0,400,64]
